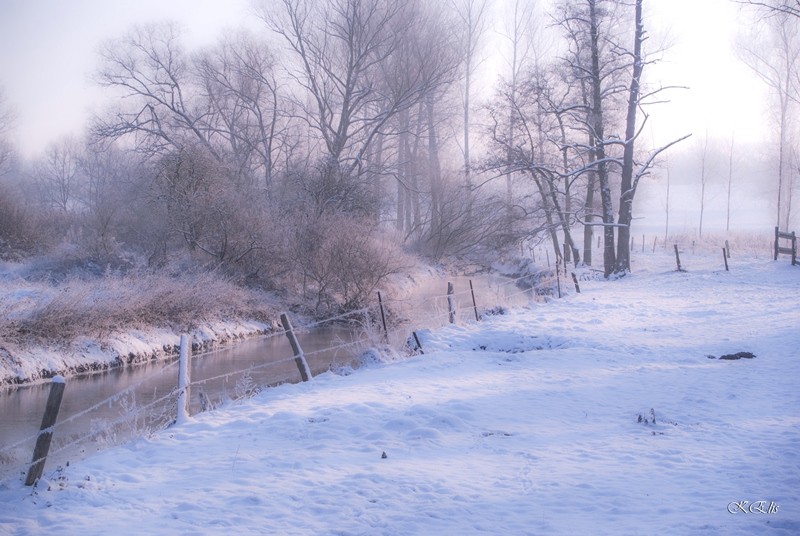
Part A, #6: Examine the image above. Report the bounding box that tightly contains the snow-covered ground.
[1,252,798,535]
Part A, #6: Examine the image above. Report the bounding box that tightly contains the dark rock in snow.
[718,352,756,360]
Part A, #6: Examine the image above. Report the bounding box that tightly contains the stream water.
[0,273,536,482]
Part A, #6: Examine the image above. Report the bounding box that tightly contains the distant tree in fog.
[738,5,800,230]
[451,0,490,204]
[0,88,16,176]
[31,137,83,214]
[736,0,800,17]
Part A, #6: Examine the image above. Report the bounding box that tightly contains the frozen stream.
[0,273,537,482]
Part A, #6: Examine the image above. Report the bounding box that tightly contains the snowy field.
[1,251,798,535]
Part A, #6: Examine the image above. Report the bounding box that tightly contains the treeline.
[0,0,683,313]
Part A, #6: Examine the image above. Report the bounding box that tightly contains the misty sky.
[0,0,769,159]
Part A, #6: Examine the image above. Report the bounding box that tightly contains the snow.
[0,319,271,385]
[1,253,798,535]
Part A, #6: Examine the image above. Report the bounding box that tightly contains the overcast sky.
[0,0,769,158]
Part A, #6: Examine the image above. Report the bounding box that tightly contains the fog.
[0,0,797,294]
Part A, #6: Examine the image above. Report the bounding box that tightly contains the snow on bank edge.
[0,319,273,386]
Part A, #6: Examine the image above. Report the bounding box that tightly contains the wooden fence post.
[412,331,424,354]
[447,282,456,324]
[674,244,683,272]
[469,280,479,321]
[773,227,798,264]
[774,226,780,260]
[652,236,657,253]
[556,268,562,298]
[377,291,389,342]
[722,247,729,271]
[571,272,581,293]
[25,376,66,486]
[725,240,730,259]
[176,334,191,425]
[280,313,312,382]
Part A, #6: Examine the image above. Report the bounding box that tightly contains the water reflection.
[0,274,533,482]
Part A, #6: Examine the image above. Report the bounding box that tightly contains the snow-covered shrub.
[290,214,413,313]
[0,270,275,344]
[0,181,45,260]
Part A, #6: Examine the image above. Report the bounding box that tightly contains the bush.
[0,269,276,344]
[0,181,45,260]
[290,214,412,313]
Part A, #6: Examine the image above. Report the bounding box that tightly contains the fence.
[0,232,781,486]
[0,272,544,487]
[774,226,798,265]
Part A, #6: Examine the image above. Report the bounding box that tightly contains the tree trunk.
[588,0,616,277]
[426,96,443,239]
[614,0,644,274]
[396,109,410,233]
[583,163,597,266]
[533,174,561,261]
[373,131,384,225]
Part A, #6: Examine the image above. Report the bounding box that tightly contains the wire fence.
[0,270,551,486]
[1,234,759,486]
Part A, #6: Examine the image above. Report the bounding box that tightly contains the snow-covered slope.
[1,253,798,535]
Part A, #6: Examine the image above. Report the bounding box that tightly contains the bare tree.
[95,22,221,159]
[496,0,544,233]
[0,88,16,176]
[727,134,735,233]
[194,31,286,194]
[736,0,800,17]
[582,0,617,275]
[738,7,800,230]
[265,1,408,172]
[31,137,84,214]
[77,144,144,257]
[451,0,491,198]
[262,0,456,219]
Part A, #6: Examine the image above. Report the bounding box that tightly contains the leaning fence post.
[447,282,456,324]
[280,313,312,381]
[412,331,424,354]
[25,376,66,486]
[674,244,683,272]
[469,280,479,321]
[722,247,729,271]
[176,334,191,425]
[377,291,389,342]
[571,272,581,293]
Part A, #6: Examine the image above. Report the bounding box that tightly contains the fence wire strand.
[2,269,554,485]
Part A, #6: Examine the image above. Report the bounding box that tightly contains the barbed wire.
[0,270,553,486]
[0,359,181,460]
[300,306,373,331]
[0,384,182,484]
[189,353,301,388]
